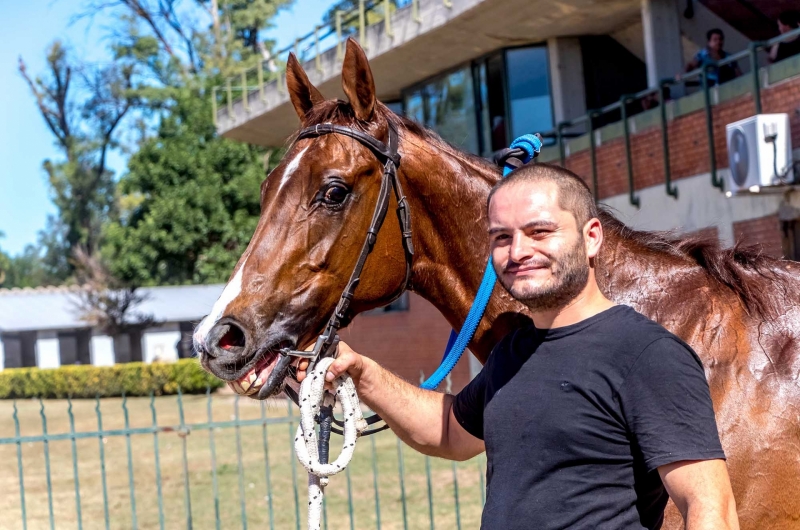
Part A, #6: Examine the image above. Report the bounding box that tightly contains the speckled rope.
[294,357,368,530]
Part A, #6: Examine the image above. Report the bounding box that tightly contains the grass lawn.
[0,393,486,529]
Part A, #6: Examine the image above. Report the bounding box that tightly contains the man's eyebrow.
[520,220,558,231]
[488,219,558,235]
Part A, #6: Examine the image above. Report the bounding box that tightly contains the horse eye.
[322,185,349,205]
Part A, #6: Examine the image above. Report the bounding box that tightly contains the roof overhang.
[217,0,641,146]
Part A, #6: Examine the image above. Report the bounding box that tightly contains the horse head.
[194,39,413,398]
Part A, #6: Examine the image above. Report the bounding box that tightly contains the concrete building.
[215,0,800,257]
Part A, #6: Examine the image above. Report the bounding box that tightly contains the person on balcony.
[684,29,741,86]
[770,11,800,64]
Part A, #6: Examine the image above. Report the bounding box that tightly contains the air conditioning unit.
[725,114,794,194]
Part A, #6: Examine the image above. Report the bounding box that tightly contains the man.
[683,29,741,86]
[770,11,800,64]
[299,164,739,529]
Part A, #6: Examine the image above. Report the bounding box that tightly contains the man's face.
[708,33,724,52]
[488,182,590,312]
[779,21,792,34]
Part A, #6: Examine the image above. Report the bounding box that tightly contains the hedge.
[0,359,225,399]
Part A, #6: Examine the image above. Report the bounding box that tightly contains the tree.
[19,42,136,280]
[101,84,274,285]
[72,247,158,335]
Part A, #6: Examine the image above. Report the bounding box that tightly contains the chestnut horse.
[195,39,800,528]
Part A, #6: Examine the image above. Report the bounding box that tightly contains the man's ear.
[584,218,604,260]
[286,53,325,122]
[341,37,376,121]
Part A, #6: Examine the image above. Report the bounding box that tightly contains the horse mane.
[599,208,788,318]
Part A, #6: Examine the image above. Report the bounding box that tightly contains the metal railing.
[212,0,456,126]
[0,389,485,529]
[542,26,800,206]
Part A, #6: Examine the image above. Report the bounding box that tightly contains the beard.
[495,236,590,312]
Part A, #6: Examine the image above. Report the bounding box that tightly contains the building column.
[547,38,587,125]
[641,0,684,88]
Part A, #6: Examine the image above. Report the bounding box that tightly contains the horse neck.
[399,133,531,362]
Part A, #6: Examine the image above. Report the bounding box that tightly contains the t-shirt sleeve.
[618,337,725,472]
[452,361,488,440]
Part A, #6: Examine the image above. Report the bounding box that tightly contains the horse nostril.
[217,324,245,350]
[207,319,248,359]
[217,323,246,350]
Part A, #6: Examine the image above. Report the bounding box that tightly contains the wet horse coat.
[196,39,800,529]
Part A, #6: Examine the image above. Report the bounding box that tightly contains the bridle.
[259,120,414,435]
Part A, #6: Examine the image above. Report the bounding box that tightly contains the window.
[475,53,508,156]
[505,46,554,140]
[402,66,480,153]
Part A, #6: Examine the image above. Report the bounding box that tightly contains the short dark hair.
[487,163,599,228]
[779,10,800,28]
[707,28,724,41]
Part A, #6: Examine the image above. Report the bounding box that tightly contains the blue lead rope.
[420,134,542,390]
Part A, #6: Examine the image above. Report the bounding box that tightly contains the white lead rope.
[294,357,368,530]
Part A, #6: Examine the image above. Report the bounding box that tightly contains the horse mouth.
[228,347,289,399]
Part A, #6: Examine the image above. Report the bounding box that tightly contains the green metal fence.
[0,391,486,529]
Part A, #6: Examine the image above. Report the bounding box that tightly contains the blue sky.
[0,0,332,256]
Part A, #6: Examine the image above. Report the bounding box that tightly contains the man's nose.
[509,232,535,263]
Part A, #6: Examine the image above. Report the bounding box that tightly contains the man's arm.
[658,459,739,530]
[297,342,485,461]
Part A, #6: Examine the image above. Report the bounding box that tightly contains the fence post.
[370,436,382,529]
[234,396,248,530]
[336,11,344,60]
[397,438,409,530]
[13,402,28,530]
[359,0,367,50]
[412,0,422,23]
[121,396,138,530]
[702,65,724,190]
[659,81,678,198]
[620,95,641,208]
[750,42,763,114]
[588,110,600,203]
[258,60,266,102]
[176,389,193,530]
[207,389,222,530]
[226,78,234,120]
[94,397,110,530]
[241,70,249,113]
[557,121,567,167]
[38,400,56,530]
[150,394,166,530]
[384,0,394,37]
[67,399,84,530]
[315,26,324,72]
[259,402,276,530]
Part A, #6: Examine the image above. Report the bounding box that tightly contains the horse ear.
[286,53,325,121]
[341,38,376,121]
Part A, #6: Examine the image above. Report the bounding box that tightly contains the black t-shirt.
[453,305,725,530]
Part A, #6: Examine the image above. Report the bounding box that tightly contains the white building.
[0,285,224,370]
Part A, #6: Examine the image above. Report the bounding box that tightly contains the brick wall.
[562,76,800,201]
[687,226,720,241]
[340,293,472,392]
[732,214,784,258]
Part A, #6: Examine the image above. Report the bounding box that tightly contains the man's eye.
[322,185,349,205]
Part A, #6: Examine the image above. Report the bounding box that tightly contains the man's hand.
[658,459,739,530]
[296,341,369,389]
[296,341,484,461]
